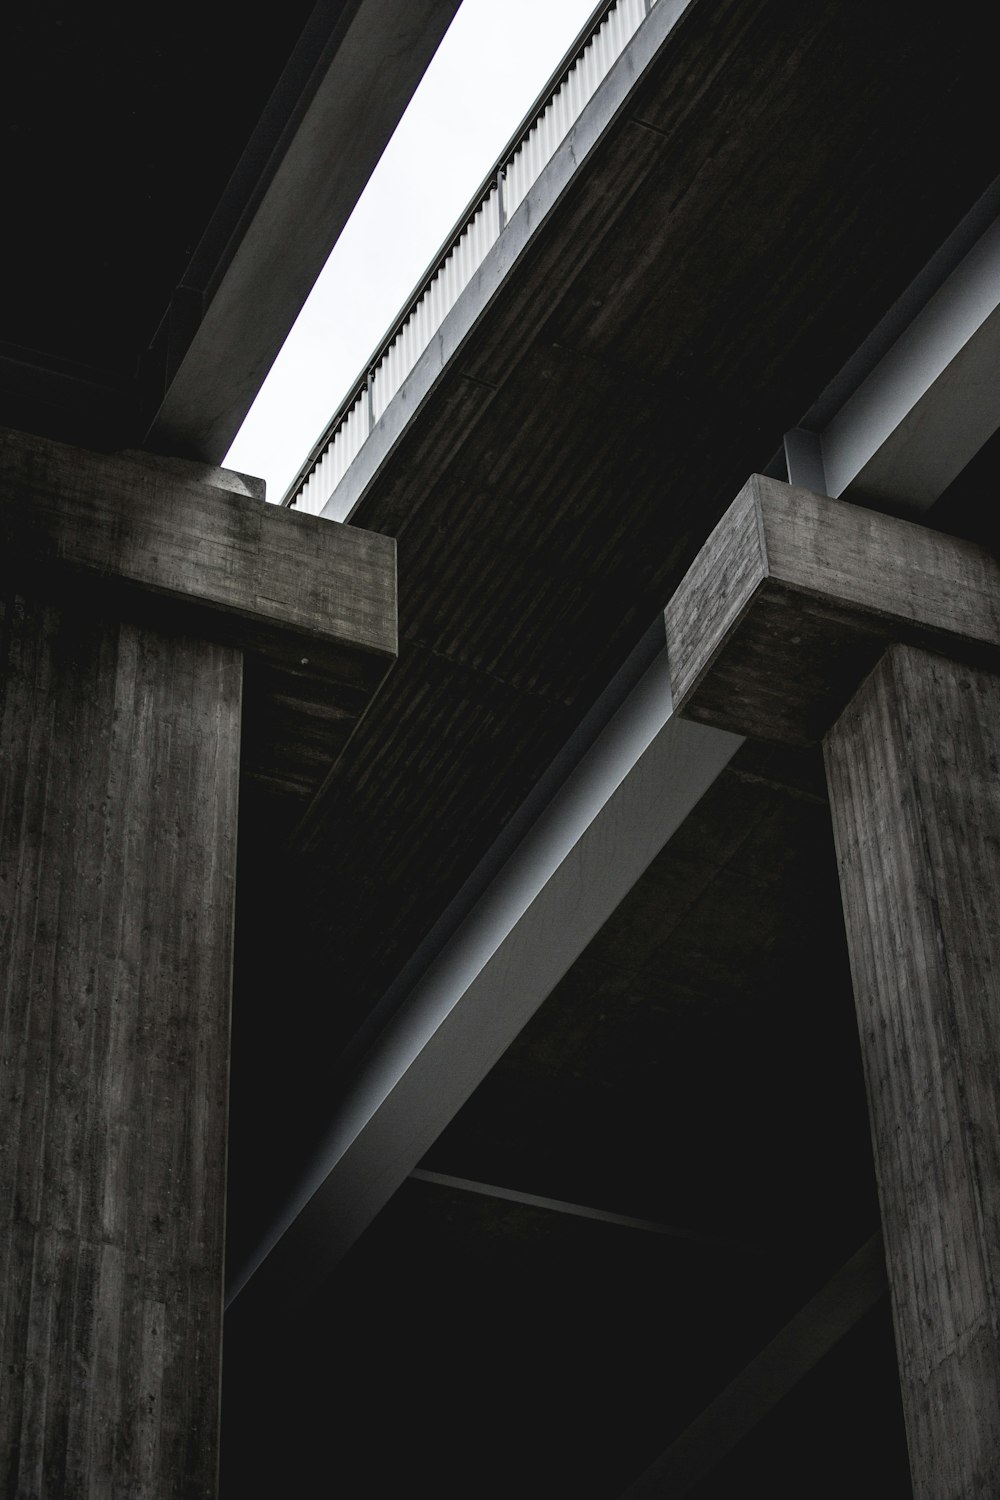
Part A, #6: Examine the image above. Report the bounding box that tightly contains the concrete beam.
[817,214,1000,510]
[227,643,742,1313]
[145,0,462,463]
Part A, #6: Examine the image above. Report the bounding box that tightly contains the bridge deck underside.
[226,5,1000,1490]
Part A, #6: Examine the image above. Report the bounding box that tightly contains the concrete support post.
[1,593,241,1499]
[664,474,1000,1497]
[0,426,397,1497]
[824,644,1000,1498]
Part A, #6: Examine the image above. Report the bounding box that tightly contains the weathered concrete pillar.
[0,428,396,1498]
[1,598,241,1499]
[664,474,1000,1498]
[824,644,1000,1497]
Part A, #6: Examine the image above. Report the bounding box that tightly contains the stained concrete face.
[0,591,241,1498]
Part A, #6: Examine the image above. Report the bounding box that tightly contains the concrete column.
[0,426,397,1497]
[824,644,1000,1498]
[664,474,1000,1497]
[1,592,241,1499]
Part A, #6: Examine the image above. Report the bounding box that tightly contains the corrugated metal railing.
[286,0,657,514]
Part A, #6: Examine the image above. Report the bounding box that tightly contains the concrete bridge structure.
[4,2,1000,1496]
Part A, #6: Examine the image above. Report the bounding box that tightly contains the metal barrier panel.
[296,386,369,514]
[371,183,502,421]
[288,0,656,515]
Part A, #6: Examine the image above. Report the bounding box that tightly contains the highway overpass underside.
[227,0,1000,1274]
[225,441,1000,1496]
[222,7,1000,1494]
[2,0,992,1489]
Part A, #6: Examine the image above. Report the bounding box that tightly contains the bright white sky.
[225,0,597,503]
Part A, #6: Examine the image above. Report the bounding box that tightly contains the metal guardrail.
[285,0,658,513]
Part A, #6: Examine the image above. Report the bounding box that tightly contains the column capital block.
[0,425,398,816]
[664,473,1000,746]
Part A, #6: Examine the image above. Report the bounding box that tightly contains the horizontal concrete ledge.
[120,448,266,502]
[0,427,398,808]
[0,427,396,672]
[665,474,1000,747]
